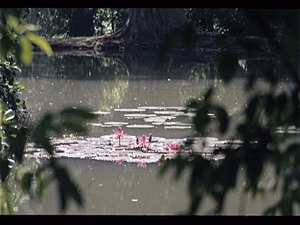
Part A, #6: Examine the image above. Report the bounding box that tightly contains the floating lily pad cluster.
[88,106,194,132]
[24,131,235,168]
[23,107,234,168]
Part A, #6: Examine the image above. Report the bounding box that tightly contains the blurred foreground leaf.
[9,127,27,163]
[26,33,53,56]
[217,50,239,82]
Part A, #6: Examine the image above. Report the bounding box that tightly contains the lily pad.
[208,113,216,118]
[164,125,192,130]
[124,114,156,118]
[154,111,180,115]
[152,122,164,125]
[87,123,103,127]
[114,108,146,112]
[162,122,192,126]
[104,122,129,127]
[165,106,187,111]
[25,134,239,164]
[138,106,168,110]
[161,116,176,120]
[92,111,111,115]
[179,112,196,117]
[126,124,155,128]
[144,117,167,123]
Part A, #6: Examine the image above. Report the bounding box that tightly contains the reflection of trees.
[97,79,129,111]
[19,77,129,124]
[24,48,275,81]
[20,54,127,80]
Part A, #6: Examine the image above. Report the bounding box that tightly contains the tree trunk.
[30,8,38,25]
[100,8,201,45]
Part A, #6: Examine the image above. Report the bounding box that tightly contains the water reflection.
[24,54,128,80]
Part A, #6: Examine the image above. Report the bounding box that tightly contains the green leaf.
[0,187,14,214]
[189,195,203,215]
[4,109,15,121]
[36,173,47,201]
[187,99,199,109]
[9,128,27,164]
[36,136,54,156]
[6,14,19,31]
[26,33,53,56]
[33,113,55,155]
[34,113,54,135]
[62,121,87,134]
[214,106,229,134]
[246,73,258,91]
[203,87,214,101]
[55,166,83,211]
[246,95,260,120]
[21,172,33,194]
[263,205,277,215]
[193,108,210,134]
[245,148,264,195]
[0,34,14,60]
[60,108,96,120]
[18,36,32,65]
[280,198,293,215]
[217,50,239,82]
[0,158,10,182]
[1,137,13,147]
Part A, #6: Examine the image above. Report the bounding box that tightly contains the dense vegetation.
[21,8,291,40]
[21,8,128,38]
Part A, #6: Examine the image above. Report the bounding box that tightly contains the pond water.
[16,158,282,215]
[14,53,298,215]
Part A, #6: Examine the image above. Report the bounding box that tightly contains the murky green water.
[14,53,298,215]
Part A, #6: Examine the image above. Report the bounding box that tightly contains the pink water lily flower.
[164,143,182,151]
[137,135,151,149]
[114,159,124,165]
[112,127,127,145]
[137,161,147,168]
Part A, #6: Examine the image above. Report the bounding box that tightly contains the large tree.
[50,8,207,51]
[100,8,200,44]
[50,8,270,57]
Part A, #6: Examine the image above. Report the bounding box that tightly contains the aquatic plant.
[113,159,123,165]
[164,143,182,151]
[111,127,127,146]
[137,158,147,168]
[136,134,151,149]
